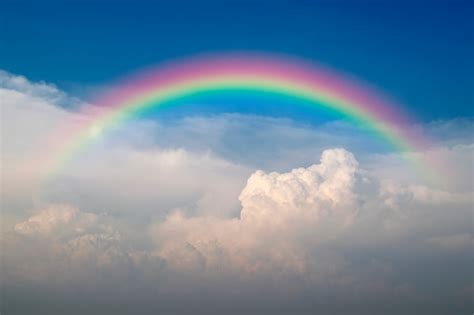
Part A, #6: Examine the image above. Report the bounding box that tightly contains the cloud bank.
[1,70,472,314]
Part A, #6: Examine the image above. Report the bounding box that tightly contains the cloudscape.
[1,1,473,314]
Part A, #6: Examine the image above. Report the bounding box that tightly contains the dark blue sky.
[1,0,473,121]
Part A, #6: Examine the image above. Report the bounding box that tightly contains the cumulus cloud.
[153,149,361,276]
[154,147,472,270]
[13,204,96,236]
[3,148,473,313]
[7,149,364,279]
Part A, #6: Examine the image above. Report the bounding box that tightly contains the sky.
[1,0,473,119]
[1,1,473,315]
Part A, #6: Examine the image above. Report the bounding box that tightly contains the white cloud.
[239,148,359,228]
[5,204,135,285]
[13,204,95,235]
[0,69,82,107]
[153,147,472,275]
[4,147,472,313]
[153,148,360,275]
[0,71,252,224]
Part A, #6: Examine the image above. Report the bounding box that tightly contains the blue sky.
[1,0,472,121]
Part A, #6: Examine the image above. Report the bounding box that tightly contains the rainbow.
[39,53,435,181]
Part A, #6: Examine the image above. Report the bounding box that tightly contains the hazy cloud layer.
[1,70,472,314]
